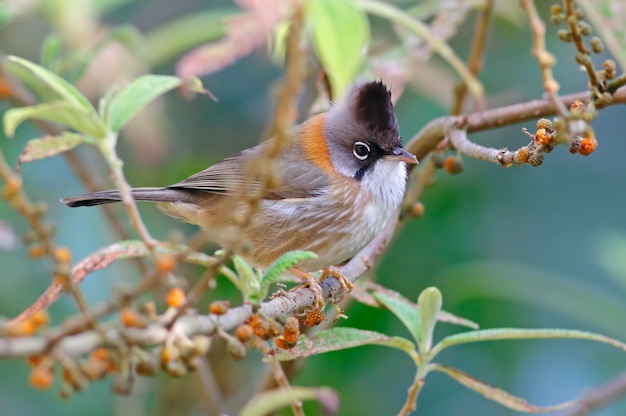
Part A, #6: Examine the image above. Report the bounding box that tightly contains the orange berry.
[535,128,552,146]
[579,135,598,156]
[303,309,325,327]
[91,348,109,362]
[120,308,145,328]
[275,337,298,350]
[252,321,270,340]
[408,202,425,218]
[517,146,530,164]
[235,324,253,343]
[156,253,177,273]
[54,246,72,264]
[443,156,463,175]
[28,245,47,259]
[208,300,229,315]
[0,78,12,98]
[19,319,37,336]
[282,317,300,344]
[161,346,178,365]
[54,274,66,286]
[2,175,21,198]
[30,366,54,389]
[166,288,186,308]
[31,310,50,328]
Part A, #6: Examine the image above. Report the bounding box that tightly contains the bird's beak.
[386,147,419,164]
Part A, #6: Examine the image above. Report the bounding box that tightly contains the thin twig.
[451,0,493,114]
[558,370,626,416]
[0,66,147,275]
[563,0,601,91]
[405,86,626,161]
[0,149,92,319]
[353,0,484,101]
[520,0,570,119]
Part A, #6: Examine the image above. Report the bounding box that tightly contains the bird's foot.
[290,267,326,311]
[320,266,353,295]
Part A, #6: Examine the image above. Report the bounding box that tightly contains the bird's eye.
[353,141,370,160]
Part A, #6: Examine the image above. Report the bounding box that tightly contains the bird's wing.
[167,141,329,199]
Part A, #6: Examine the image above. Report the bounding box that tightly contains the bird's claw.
[321,266,353,294]
[302,275,326,311]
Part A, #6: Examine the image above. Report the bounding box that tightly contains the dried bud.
[28,245,47,259]
[535,129,552,146]
[550,4,562,15]
[516,147,530,164]
[528,153,544,167]
[558,29,573,42]
[574,8,584,19]
[282,317,300,344]
[444,156,463,175]
[575,52,590,66]
[30,366,54,390]
[578,21,592,36]
[536,118,553,132]
[209,300,229,315]
[236,324,254,343]
[590,37,604,54]
[304,309,325,327]
[569,138,582,154]
[54,246,72,264]
[579,135,598,156]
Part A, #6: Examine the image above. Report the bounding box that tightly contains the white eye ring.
[353,141,370,160]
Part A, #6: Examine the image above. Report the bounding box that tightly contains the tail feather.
[61,187,186,207]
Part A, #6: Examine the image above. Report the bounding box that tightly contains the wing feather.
[167,140,329,199]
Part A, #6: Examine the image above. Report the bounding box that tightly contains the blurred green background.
[1,0,626,415]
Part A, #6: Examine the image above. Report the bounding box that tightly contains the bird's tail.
[61,187,188,207]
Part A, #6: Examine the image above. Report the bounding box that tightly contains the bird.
[62,80,418,310]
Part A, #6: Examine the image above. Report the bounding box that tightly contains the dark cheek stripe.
[354,161,376,181]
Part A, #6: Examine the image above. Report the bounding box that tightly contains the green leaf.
[372,291,421,344]
[417,287,442,353]
[106,74,181,132]
[429,363,574,413]
[265,327,415,361]
[260,250,318,286]
[594,230,626,292]
[40,34,63,72]
[4,100,107,138]
[233,255,258,290]
[354,280,479,329]
[430,328,626,358]
[0,4,18,26]
[436,261,626,338]
[305,0,370,97]
[6,56,96,115]
[240,387,338,416]
[18,133,84,164]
